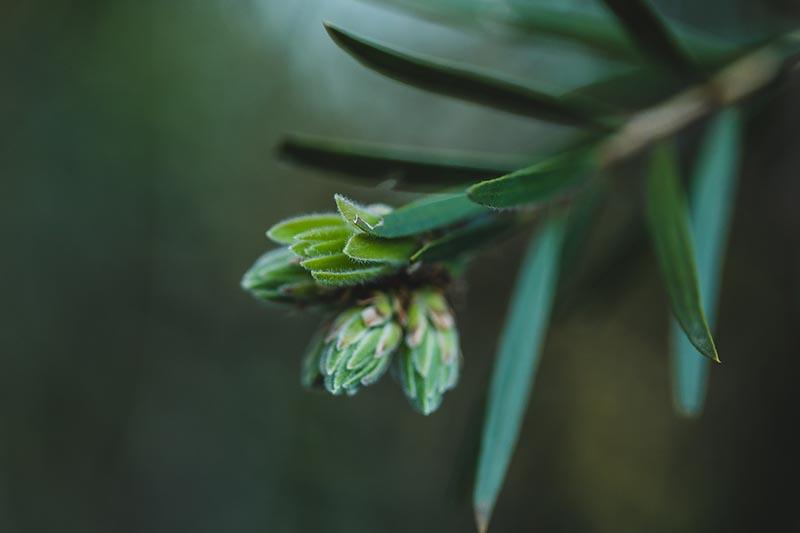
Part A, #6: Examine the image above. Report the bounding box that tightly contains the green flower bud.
[264,201,412,289]
[395,288,461,415]
[316,291,403,396]
[241,248,326,304]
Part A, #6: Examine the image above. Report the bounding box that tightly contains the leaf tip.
[464,182,488,206]
[474,505,491,533]
[265,226,287,245]
[322,21,346,43]
[276,133,306,160]
[333,193,351,215]
[706,337,721,364]
[690,334,720,363]
[675,402,704,418]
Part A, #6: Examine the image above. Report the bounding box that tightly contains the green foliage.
[314,291,403,395]
[241,248,325,304]
[467,149,594,208]
[395,288,461,414]
[377,0,732,63]
[267,213,345,244]
[324,22,610,127]
[645,142,719,362]
[671,109,742,416]
[334,194,385,231]
[343,234,417,264]
[241,3,800,531]
[298,287,462,413]
[599,0,698,78]
[311,266,396,287]
[280,133,528,189]
[563,65,685,111]
[473,215,566,533]
[506,1,731,63]
[253,197,439,289]
[371,192,489,238]
[410,217,512,263]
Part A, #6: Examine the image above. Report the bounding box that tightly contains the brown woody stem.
[597,31,800,165]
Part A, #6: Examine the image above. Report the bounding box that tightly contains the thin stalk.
[598,30,800,165]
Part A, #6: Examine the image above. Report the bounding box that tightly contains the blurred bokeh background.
[3,0,800,531]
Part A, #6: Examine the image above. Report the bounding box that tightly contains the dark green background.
[3,1,799,531]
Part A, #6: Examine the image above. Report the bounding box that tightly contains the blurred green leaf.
[507,2,642,59]
[467,151,593,208]
[600,0,697,79]
[410,216,511,263]
[280,134,528,189]
[371,192,490,238]
[645,142,719,362]
[473,214,566,533]
[671,109,742,416]
[776,30,800,61]
[371,0,731,63]
[267,214,345,244]
[560,179,604,272]
[508,2,733,64]
[324,22,608,127]
[344,234,418,264]
[368,0,631,59]
[563,65,686,112]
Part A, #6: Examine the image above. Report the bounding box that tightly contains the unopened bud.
[395,288,461,415]
[317,291,403,396]
[241,248,325,304]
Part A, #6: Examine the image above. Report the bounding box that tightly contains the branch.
[598,32,799,165]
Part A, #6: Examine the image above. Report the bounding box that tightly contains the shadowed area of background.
[2,0,799,532]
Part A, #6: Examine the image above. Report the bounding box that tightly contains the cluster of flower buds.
[301,287,462,414]
[255,195,415,290]
[242,195,465,414]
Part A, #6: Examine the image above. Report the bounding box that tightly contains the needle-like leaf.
[645,142,719,362]
[599,0,697,79]
[671,109,741,416]
[410,216,512,263]
[467,150,594,209]
[562,65,686,112]
[324,22,608,127]
[372,192,490,238]
[280,134,528,189]
[367,0,731,63]
[473,214,566,533]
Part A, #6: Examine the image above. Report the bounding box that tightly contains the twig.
[598,32,799,165]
